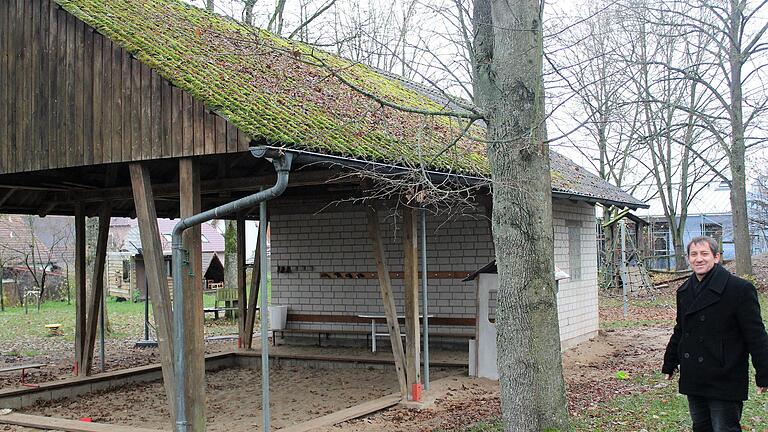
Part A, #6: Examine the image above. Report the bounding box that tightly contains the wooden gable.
[0,0,250,176]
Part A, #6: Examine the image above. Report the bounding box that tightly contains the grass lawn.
[0,294,241,344]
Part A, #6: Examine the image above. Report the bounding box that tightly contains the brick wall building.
[271,199,598,349]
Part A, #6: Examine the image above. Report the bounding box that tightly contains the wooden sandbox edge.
[0,412,163,432]
[275,393,401,432]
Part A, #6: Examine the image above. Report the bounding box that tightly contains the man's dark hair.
[686,236,720,256]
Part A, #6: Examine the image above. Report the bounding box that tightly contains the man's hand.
[758,387,768,395]
[664,374,673,380]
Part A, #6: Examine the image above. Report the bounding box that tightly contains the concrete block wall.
[270,199,598,346]
[552,201,599,347]
[270,206,493,336]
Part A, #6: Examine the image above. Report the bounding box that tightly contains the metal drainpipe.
[259,195,270,431]
[171,148,292,432]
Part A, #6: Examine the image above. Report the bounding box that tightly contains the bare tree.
[473,0,569,430]
[4,217,65,312]
[642,0,768,275]
[622,4,727,269]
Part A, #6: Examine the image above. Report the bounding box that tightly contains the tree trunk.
[472,0,569,430]
[727,0,752,275]
[243,0,257,26]
[224,220,238,316]
[205,0,214,12]
[671,222,687,271]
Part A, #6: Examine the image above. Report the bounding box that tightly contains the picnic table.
[357,314,432,353]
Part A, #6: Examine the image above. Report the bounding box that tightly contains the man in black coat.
[662,236,768,431]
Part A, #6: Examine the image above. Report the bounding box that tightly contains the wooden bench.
[0,363,45,387]
[272,328,372,347]
[274,314,476,349]
[45,323,63,336]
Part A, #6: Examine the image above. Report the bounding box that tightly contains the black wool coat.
[662,263,768,401]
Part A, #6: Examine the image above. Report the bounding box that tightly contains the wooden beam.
[81,203,112,376]
[63,170,351,204]
[179,158,205,431]
[402,207,420,393]
[0,188,16,207]
[74,203,86,376]
[242,229,260,350]
[129,162,176,421]
[365,206,408,398]
[236,216,247,346]
[275,394,401,432]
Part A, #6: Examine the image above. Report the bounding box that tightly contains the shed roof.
[0,216,50,265]
[115,218,225,255]
[54,0,645,209]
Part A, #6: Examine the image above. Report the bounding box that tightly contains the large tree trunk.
[728,1,752,275]
[671,217,687,271]
[472,1,569,430]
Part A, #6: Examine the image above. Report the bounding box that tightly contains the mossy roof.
[55,0,645,209]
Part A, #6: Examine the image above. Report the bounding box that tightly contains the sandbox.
[5,352,465,431]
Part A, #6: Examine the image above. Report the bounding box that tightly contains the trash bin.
[269,305,288,330]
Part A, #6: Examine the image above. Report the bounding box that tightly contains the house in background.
[106,218,225,300]
[642,180,768,270]
[0,215,64,304]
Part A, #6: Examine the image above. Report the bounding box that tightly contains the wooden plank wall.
[0,0,251,176]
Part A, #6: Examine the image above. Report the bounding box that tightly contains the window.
[122,260,131,282]
[567,222,582,281]
[703,223,723,242]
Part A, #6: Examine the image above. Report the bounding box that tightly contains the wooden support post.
[179,158,205,431]
[366,206,408,399]
[236,217,247,346]
[129,163,176,421]
[81,203,112,376]
[402,207,420,392]
[243,233,260,350]
[74,204,86,376]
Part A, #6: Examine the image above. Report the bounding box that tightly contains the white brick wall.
[270,199,598,344]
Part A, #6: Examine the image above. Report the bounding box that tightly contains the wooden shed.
[0,0,647,429]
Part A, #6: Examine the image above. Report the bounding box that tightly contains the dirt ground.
[318,327,671,432]
[0,326,671,432]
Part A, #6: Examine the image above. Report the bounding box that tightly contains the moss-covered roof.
[55,0,645,208]
[56,0,486,175]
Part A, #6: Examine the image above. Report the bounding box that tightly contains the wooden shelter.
[0,0,647,430]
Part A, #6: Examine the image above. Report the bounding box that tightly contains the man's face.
[688,242,720,277]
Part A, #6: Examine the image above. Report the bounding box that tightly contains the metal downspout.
[259,196,269,430]
[420,208,430,390]
[171,148,292,432]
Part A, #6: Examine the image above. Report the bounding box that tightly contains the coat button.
[685,332,690,337]
[698,337,704,342]
[684,353,690,359]
[700,315,706,321]
[698,357,704,363]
